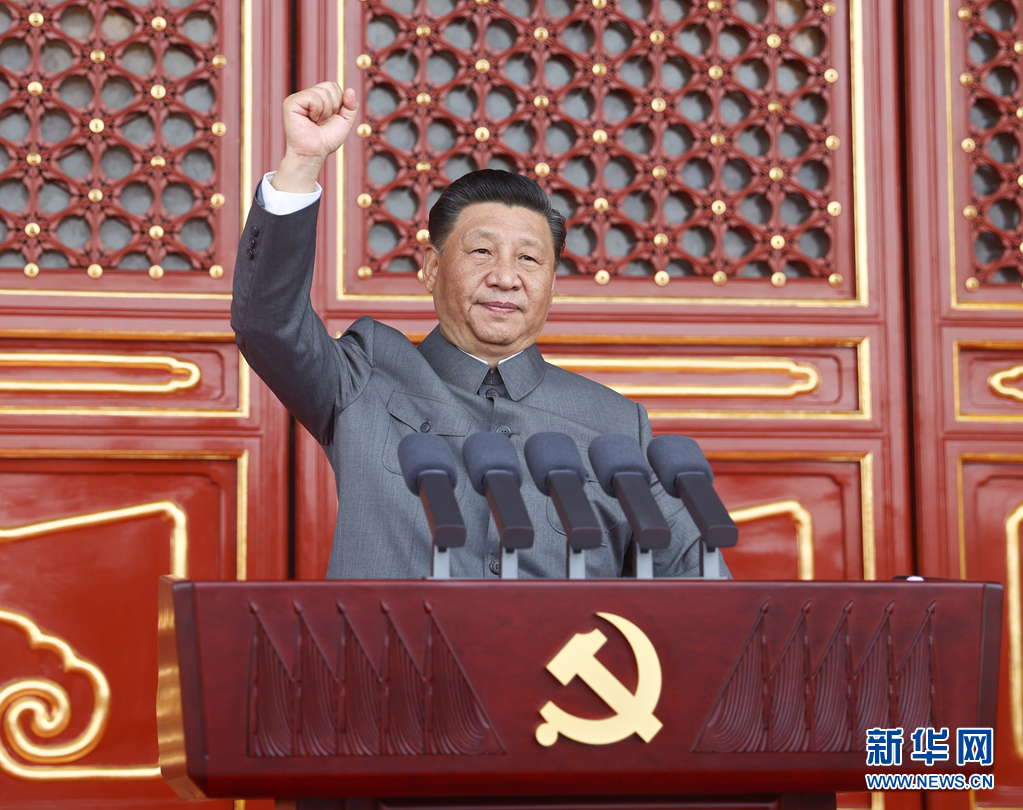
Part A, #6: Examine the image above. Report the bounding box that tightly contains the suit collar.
[418,326,545,401]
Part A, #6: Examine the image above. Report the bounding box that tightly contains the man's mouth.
[479,301,519,313]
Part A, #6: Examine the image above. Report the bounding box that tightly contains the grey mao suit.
[232,195,710,579]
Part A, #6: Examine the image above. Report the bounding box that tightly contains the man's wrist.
[271,152,326,194]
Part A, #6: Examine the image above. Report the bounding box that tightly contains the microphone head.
[587,433,651,497]
[523,432,587,495]
[647,434,714,497]
[397,432,459,495]
[462,432,522,495]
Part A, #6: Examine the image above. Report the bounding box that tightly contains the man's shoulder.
[539,359,639,410]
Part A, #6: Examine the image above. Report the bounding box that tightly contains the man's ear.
[422,244,439,294]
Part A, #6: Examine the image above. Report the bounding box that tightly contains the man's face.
[422,202,557,365]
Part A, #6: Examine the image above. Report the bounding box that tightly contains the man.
[232,83,712,579]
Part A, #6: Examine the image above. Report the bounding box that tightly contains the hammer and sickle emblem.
[535,612,662,747]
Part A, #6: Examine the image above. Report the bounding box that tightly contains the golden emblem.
[536,612,662,746]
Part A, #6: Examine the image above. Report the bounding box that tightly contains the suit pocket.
[382,391,471,475]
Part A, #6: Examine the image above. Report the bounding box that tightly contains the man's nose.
[488,253,521,289]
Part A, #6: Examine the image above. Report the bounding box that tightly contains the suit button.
[420,421,431,433]
[485,388,498,399]
[497,426,511,437]
[249,237,257,247]
[250,226,259,236]
[246,248,254,259]
[489,559,500,575]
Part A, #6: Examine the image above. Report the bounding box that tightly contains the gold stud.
[1015,41,1023,54]
[357,123,372,138]
[87,264,103,279]
[958,8,973,21]
[25,222,40,237]
[654,270,670,286]
[594,197,609,213]
[357,265,373,279]
[416,161,430,173]
[150,225,165,239]
[959,72,973,86]
[476,58,490,73]
[652,165,667,180]
[534,27,549,41]
[653,233,669,247]
[209,264,224,279]
[356,54,371,69]
[151,84,166,99]
[1017,108,1023,120]
[151,155,166,168]
[417,268,425,282]
[963,205,978,219]
[825,135,840,150]
[89,118,104,133]
[357,193,372,208]
[212,54,227,68]
[416,24,431,37]
[416,229,430,243]
[965,277,980,292]
[768,100,782,113]
[708,65,723,80]
[771,272,787,287]
[416,92,431,105]
[151,16,167,31]
[24,263,39,278]
[822,2,837,15]
[211,192,226,208]
[712,270,727,285]
[29,12,44,26]
[827,201,842,216]
[26,152,41,166]
[27,81,43,96]
[769,167,784,181]
[650,30,664,45]
[475,126,490,142]
[212,122,226,136]
[149,264,164,279]
[711,200,726,215]
[476,0,488,5]
[652,97,666,113]
[91,49,105,63]
[592,63,607,77]
[592,0,607,8]
[534,94,549,108]
[1018,175,1023,188]
[767,33,781,48]
[770,235,786,249]
[593,129,608,144]
[88,188,103,202]
[535,162,550,177]
[824,68,839,83]
[708,0,723,9]
[710,132,725,146]
[594,270,610,285]
[961,137,975,153]
[828,273,843,287]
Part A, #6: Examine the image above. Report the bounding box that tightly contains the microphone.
[588,434,671,579]
[397,433,466,579]
[647,434,737,579]
[462,432,534,579]
[523,432,602,579]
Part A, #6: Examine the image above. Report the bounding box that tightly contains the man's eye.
[521,254,536,263]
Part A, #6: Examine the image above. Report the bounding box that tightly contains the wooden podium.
[156,577,1001,810]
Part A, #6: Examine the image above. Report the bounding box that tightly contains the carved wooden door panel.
[0,1,286,807]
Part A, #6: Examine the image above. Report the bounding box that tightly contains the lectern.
[157,577,1001,810]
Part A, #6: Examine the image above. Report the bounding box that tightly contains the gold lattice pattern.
[355,0,846,287]
[0,1,225,279]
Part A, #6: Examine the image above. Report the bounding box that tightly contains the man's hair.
[428,169,567,266]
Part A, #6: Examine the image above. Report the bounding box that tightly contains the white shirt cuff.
[259,171,321,215]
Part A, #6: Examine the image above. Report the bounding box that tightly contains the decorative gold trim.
[0,500,188,780]
[547,356,821,399]
[730,500,814,579]
[336,3,868,308]
[871,793,885,810]
[236,450,249,581]
[990,364,1023,402]
[0,290,231,300]
[241,0,253,223]
[1006,500,1023,760]
[954,340,1023,422]
[0,352,200,394]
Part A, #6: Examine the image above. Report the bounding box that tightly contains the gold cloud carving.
[729,500,815,580]
[1004,502,1023,761]
[0,352,200,395]
[989,364,1023,403]
[0,501,187,780]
